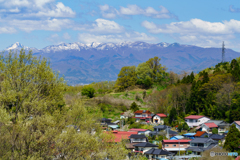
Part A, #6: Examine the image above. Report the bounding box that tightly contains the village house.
[205,120,230,133]
[194,131,208,138]
[183,133,196,139]
[152,113,167,125]
[133,110,152,122]
[186,137,218,155]
[133,142,158,154]
[108,131,138,143]
[162,140,191,153]
[144,148,173,160]
[129,128,152,136]
[185,115,210,128]
[170,136,184,140]
[129,134,148,143]
[201,122,218,133]
[231,121,240,130]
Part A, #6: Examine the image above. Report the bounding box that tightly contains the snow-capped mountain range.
[3,42,240,85]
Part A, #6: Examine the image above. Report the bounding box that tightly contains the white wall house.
[152,113,167,124]
[201,122,218,133]
[232,121,240,130]
[185,115,210,128]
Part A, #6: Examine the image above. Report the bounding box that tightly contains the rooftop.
[144,148,173,155]
[163,140,191,143]
[204,122,218,128]
[153,125,169,129]
[129,134,147,139]
[135,110,151,114]
[185,115,204,119]
[194,131,207,137]
[209,134,225,140]
[234,121,240,126]
[133,142,158,147]
[155,113,167,118]
[190,137,217,143]
[106,131,138,142]
[129,128,149,132]
[183,133,196,136]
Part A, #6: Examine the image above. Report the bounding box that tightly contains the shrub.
[130,102,139,112]
[81,86,95,98]
[212,128,218,134]
[119,105,127,112]
[129,122,143,129]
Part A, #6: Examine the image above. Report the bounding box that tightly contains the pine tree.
[224,124,240,152]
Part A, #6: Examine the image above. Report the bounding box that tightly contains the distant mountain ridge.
[4,42,240,85]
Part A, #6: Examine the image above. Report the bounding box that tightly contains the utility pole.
[222,41,225,63]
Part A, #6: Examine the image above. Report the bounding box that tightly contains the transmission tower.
[222,41,225,63]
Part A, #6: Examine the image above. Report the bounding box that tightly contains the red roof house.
[105,131,138,142]
[152,113,167,124]
[133,110,152,122]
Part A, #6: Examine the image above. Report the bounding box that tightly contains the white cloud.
[142,19,240,34]
[99,4,109,11]
[32,2,76,18]
[63,33,71,40]
[74,19,124,34]
[0,0,75,33]
[7,19,73,32]
[78,32,157,44]
[98,4,176,19]
[142,18,240,48]
[0,27,16,34]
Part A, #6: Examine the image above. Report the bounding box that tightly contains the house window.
[166,145,169,147]
[173,145,176,147]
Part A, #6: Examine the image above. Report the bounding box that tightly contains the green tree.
[0,50,129,160]
[146,57,167,83]
[168,107,178,125]
[136,62,152,85]
[182,122,189,131]
[81,85,95,98]
[224,124,240,152]
[130,102,139,112]
[212,128,218,134]
[115,66,137,91]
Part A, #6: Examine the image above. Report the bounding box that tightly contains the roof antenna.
[222,41,225,63]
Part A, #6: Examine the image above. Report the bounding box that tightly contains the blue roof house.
[183,133,196,139]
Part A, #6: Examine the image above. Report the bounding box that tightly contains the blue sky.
[1,0,240,51]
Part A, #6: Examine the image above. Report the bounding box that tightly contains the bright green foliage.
[212,128,218,134]
[0,50,129,160]
[115,66,137,91]
[136,62,152,84]
[146,57,167,83]
[224,124,240,152]
[81,85,95,98]
[130,102,139,112]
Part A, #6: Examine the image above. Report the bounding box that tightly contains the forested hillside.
[78,56,240,126]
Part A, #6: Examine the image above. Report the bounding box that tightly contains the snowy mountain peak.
[6,42,27,50]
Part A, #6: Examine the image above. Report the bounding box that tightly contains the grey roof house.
[205,120,230,133]
[186,138,218,155]
[133,142,158,154]
[144,148,174,160]
[129,134,148,143]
